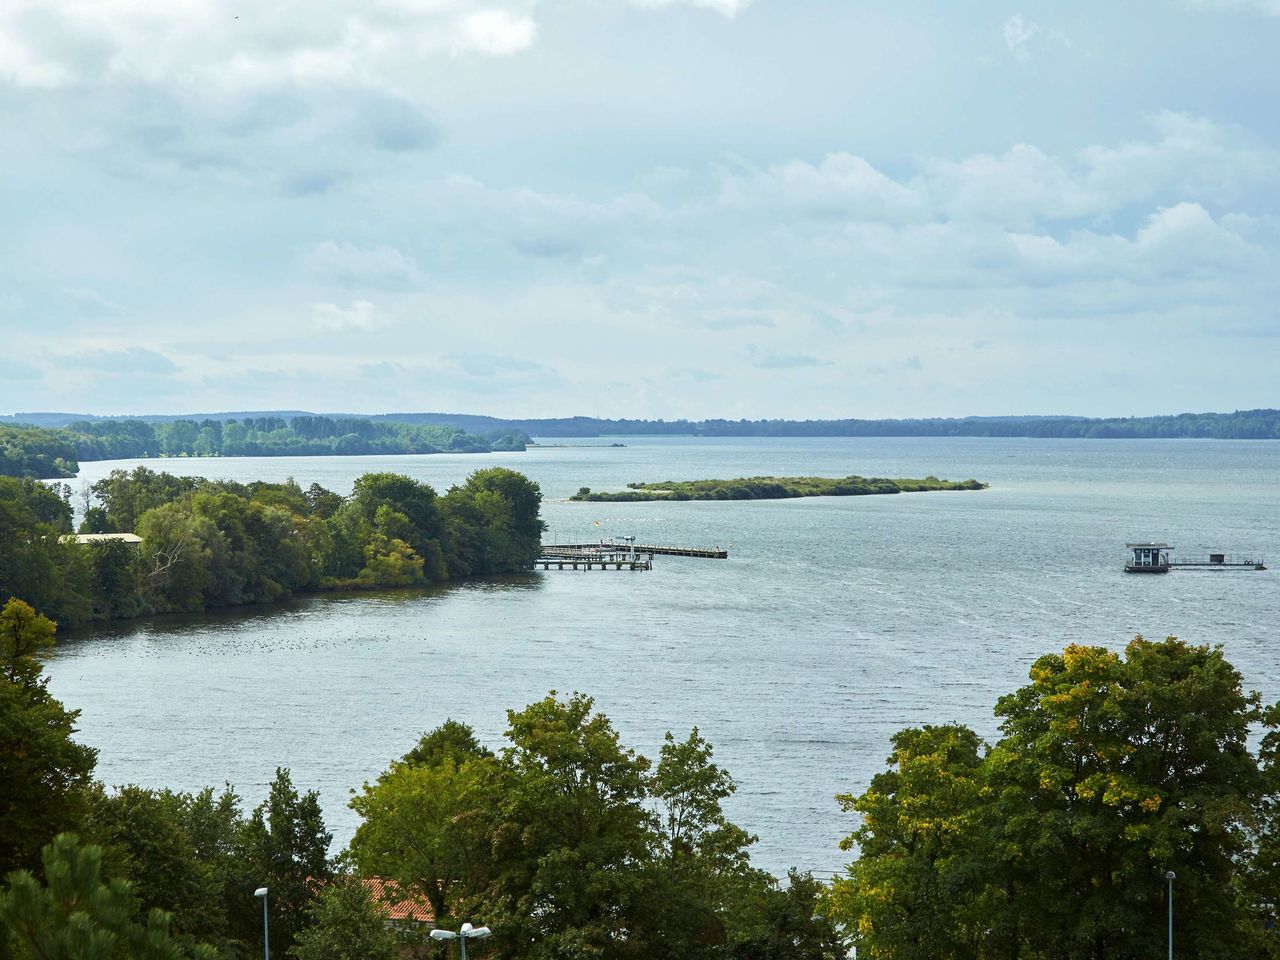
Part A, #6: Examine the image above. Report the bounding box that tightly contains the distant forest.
[3,409,1278,478]
[8,408,1279,441]
[385,408,1280,440]
[0,418,529,479]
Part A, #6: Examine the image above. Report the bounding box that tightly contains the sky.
[1,0,1278,420]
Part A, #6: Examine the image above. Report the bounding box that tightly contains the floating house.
[1125,542,1265,572]
[1126,542,1171,573]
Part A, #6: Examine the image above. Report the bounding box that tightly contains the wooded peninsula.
[0,417,529,480]
[570,475,986,502]
[0,465,544,630]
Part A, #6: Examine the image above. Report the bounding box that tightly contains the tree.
[483,692,657,959]
[0,600,97,875]
[287,874,399,960]
[0,833,218,960]
[403,719,493,768]
[238,769,333,958]
[86,540,144,620]
[1,598,56,686]
[135,504,216,613]
[349,723,498,925]
[989,638,1267,960]
[828,724,992,960]
[724,870,849,960]
[83,785,239,951]
[830,637,1279,960]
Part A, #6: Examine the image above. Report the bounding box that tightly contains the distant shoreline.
[5,407,1279,441]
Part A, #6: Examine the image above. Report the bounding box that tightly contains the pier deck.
[543,540,728,559]
[536,549,653,571]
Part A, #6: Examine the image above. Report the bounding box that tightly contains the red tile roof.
[360,877,436,924]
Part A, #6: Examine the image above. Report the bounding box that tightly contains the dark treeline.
[347,408,1280,440]
[0,418,530,479]
[5,607,1280,960]
[9,408,1280,444]
[0,466,544,629]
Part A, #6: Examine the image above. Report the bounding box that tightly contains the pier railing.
[1168,554,1265,569]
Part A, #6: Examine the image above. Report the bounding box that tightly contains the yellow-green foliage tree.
[831,637,1280,960]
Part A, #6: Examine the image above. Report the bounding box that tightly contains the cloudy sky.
[2,0,1277,419]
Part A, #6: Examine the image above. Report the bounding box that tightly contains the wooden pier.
[542,540,728,559]
[536,549,653,571]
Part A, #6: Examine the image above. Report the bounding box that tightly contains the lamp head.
[468,927,491,939]
[254,887,268,898]
[429,930,456,941]
[1166,871,1176,881]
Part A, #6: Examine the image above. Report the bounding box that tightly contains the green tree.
[86,540,143,620]
[135,504,217,612]
[403,719,494,768]
[989,638,1267,960]
[830,637,1279,960]
[82,785,244,951]
[349,723,498,925]
[724,870,848,960]
[87,467,199,534]
[828,724,992,960]
[238,769,333,958]
[0,600,97,875]
[0,834,218,960]
[287,874,399,960]
[483,692,657,959]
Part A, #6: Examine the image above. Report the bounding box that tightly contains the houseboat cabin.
[1126,542,1171,573]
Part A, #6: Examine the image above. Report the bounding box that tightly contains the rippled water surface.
[46,438,1280,876]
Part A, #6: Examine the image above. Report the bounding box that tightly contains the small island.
[570,474,987,502]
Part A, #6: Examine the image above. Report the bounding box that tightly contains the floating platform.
[1125,542,1265,573]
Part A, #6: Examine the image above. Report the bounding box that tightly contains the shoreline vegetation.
[0,417,530,480]
[569,474,987,502]
[0,465,544,630]
[6,607,1280,960]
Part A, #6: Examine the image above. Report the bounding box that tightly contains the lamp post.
[254,887,269,960]
[429,922,492,960]
[1166,871,1175,960]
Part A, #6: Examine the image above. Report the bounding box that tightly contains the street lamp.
[430,922,492,959]
[1166,871,1175,960]
[254,887,269,960]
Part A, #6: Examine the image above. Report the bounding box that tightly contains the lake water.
[45,437,1280,878]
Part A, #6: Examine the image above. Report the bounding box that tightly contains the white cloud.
[0,0,541,95]
[452,9,537,56]
[719,154,927,223]
[311,300,384,332]
[304,242,423,289]
[1000,13,1071,62]
[631,0,752,16]
[1002,14,1039,60]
